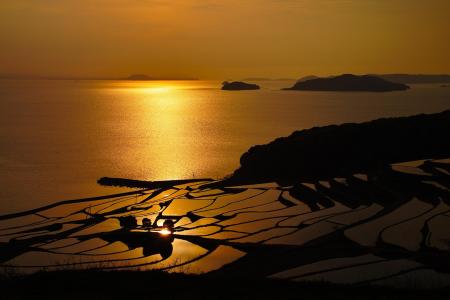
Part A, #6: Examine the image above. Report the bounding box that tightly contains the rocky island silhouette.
[222,81,260,90]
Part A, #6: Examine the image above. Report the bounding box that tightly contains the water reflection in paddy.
[1,160,450,288]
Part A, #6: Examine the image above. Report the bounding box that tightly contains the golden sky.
[1,0,449,79]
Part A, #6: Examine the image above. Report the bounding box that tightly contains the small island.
[221,81,260,90]
[284,74,410,92]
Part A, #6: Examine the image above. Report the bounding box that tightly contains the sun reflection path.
[1,159,450,288]
[107,80,219,181]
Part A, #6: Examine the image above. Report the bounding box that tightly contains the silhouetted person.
[163,219,174,231]
[142,217,152,228]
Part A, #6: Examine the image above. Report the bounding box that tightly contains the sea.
[1,79,449,213]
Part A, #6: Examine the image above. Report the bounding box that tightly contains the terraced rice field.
[1,159,449,288]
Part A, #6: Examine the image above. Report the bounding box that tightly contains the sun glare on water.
[139,86,172,94]
[109,81,189,95]
[159,228,172,236]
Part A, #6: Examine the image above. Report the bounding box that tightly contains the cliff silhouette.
[285,74,409,92]
[230,110,450,183]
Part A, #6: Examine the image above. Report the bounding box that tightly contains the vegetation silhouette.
[2,270,450,299]
[97,177,212,189]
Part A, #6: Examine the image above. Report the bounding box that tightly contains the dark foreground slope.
[285,74,409,92]
[231,110,450,183]
[1,270,449,300]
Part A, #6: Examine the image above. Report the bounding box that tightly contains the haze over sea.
[1,79,449,213]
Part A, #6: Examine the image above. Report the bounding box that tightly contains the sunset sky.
[1,0,449,79]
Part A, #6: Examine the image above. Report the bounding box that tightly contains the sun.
[159,228,172,236]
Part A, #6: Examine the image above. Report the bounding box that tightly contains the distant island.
[296,75,320,82]
[125,74,153,80]
[376,74,450,84]
[242,77,295,81]
[241,77,271,81]
[295,74,450,84]
[227,109,450,183]
[221,81,260,90]
[284,74,409,92]
[124,74,198,81]
[0,73,198,81]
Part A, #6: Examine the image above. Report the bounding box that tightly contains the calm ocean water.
[1,79,449,213]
